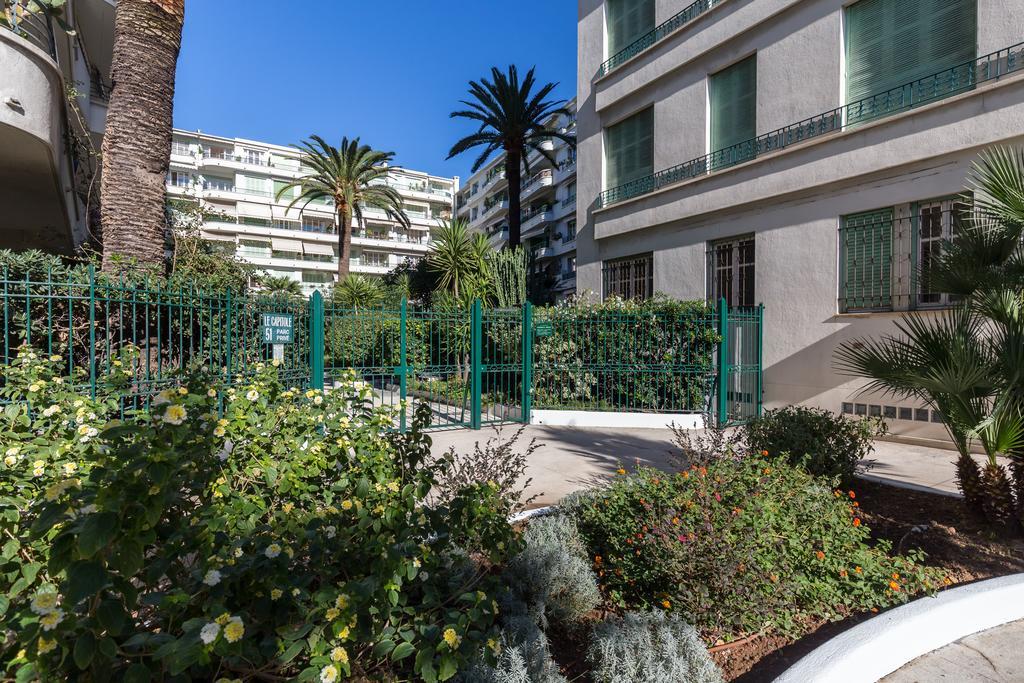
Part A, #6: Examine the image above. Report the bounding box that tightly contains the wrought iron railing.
[600,42,1024,208]
[599,0,720,77]
[1,0,57,60]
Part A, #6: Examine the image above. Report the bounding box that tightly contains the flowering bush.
[0,350,517,681]
[563,456,941,641]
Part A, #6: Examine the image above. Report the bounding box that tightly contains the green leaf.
[21,562,42,584]
[438,653,457,681]
[78,512,119,558]
[124,663,152,683]
[14,663,36,683]
[73,632,96,670]
[0,595,9,617]
[109,540,143,575]
[96,599,126,634]
[372,639,395,659]
[65,560,108,604]
[2,539,20,560]
[98,636,117,659]
[391,641,415,661]
[280,640,304,663]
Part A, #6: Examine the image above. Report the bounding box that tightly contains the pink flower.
[677,534,688,543]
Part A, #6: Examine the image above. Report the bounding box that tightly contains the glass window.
[606,0,655,56]
[565,220,577,241]
[845,0,977,106]
[917,198,967,307]
[603,253,653,300]
[710,55,757,159]
[708,237,756,308]
[605,107,654,189]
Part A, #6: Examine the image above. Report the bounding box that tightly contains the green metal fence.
[0,270,763,429]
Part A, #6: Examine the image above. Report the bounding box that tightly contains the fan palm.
[835,147,1024,529]
[277,136,409,281]
[261,275,303,297]
[448,65,575,248]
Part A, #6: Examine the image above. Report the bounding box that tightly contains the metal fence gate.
[0,270,762,430]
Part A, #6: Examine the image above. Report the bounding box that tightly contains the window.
[605,107,654,189]
[710,55,757,163]
[917,198,967,307]
[243,148,265,165]
[606,0,655,56]
[273,179,297,202]
[839,209,893,312]
[563,181,577,207]
[565,220,577,241]
[237,239,271,259]
[302,217,333,233]
[707,237,756,307]
[168,171,191,188]
[845,0,977,106]
[603,253,653,300]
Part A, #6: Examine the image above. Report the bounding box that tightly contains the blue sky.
[173,0,578,184]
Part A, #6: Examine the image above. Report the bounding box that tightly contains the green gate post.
[757,303,764,417]
[225,289,233,383]
[521,301,533,425]
[716,297,729,428]
[471,298,482,430]
[87,265,96,398]
[399,298,408,433]
[309,290,325,390]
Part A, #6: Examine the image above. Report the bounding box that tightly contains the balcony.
[521,170,554,198]
[484,167,506,191]
[598,0,721,78]
[599,42,1024,208]
[555,157,577,183]
[482,198,509,219]
[520,206,555,238]
[533,246,555,259]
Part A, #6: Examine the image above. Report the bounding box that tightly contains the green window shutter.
[710,55,757,153]
[845,0,977,104]
[840,208,893,311]
[606,0,655,56]
[273,180,295,201]
[605,107,654,189]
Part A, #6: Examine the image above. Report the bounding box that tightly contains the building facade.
[1,0,114,253]
[577,0,1024,444]
[456,99,578,301]
[167,129,458,295]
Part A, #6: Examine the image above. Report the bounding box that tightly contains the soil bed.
[715,478,1024,682]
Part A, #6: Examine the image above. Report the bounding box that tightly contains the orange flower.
[769,574,779,583]
[855,566,863,573]
[891,572,900,580]
[848,491,856,499]
[840,569,848,578]
[671,517,680,525]
[594,555,603,565]
[852,501,859,508]
[760,449,769,457]
[852,518,861,527]
[616,468,626,476]
[815,550,825,561]
[732,507,741,516]
[682,471,690,479]
[943,577,952,585]
[889,581,900,592]
[661,599,671,609]
[763,467,772,475]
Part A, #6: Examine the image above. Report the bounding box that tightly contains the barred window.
[917,198,968,307]
[603,253,653,300]
[840,209,894,312]
[707,236,755,307]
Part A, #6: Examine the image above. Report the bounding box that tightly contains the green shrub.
[506,515,600,627]
[0,351,518,682]
[563,458,939,641]
[459,615,567,683]
[744,406,885,481]
[587,610,722,683]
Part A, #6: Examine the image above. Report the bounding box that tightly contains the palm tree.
[448,66,575,248]
[835,147,1024,529]
[333,274,383,310]
[261,275,303,298]
[277,136,409,281]
[427,218,487,298]
[100,0,185,272]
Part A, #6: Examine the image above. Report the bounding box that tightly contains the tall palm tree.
[448,66,575,248]
[277,136,409,281]
[427,218,487,298]
[100,0,185,272]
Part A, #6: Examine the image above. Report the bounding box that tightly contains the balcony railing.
[522,169,554,193]
[561,195,576,208]
[599,0,720,77]
[521,205,554,223]
[600,42,1024,207]
[2,1,57,60]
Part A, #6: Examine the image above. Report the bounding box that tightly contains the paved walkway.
[428,425,971,506]
[880,619,1024,682]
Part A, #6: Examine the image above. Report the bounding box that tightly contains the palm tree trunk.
[505,151,522,249]
[337,205,352,281]
[100,0,185,272]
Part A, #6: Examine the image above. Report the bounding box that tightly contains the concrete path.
[880,619,1024,682]
[428,424,970,505]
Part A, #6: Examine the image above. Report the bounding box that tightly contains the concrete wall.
[577,0,1024,444]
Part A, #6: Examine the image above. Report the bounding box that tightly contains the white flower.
[162,405,187,425]
[203,569,222,586]
[42,405,60,417]
[62,462,77,476]
[85,427,98,438]
[246,390,259,402]
[325,525,336,539]
[30,592,59,615]
[265,543,282,559]
[199,622,220,644]
[5,447,20,457]
[320,665,339,683]
[153,389,174,406]
[313,395,323,405]
[39,608,65,631]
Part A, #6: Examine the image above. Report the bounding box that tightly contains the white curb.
[530,409,704,430]
[774,573,1024,683]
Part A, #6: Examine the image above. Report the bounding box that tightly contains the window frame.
[604,106,655,191]
[914,195,969,309]
[602,252,654,301]
[706,236,756,308]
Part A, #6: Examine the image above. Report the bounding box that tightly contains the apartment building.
[167,129,458,295]
[456,99,578,301]
[2,0,114,252]
[577,0,1024,444]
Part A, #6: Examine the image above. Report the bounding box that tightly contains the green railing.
[599,0,720,77]
[600,42,1024,207]
[0,270,763,428]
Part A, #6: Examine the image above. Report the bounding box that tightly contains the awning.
[271,237,303,253]
[303,242,335,257]
[201,233,236,243]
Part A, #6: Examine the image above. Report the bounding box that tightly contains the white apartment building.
[2,0,114,252]
[577,0,1024,445]
[456,100,578,302]
[167,129,458,295]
